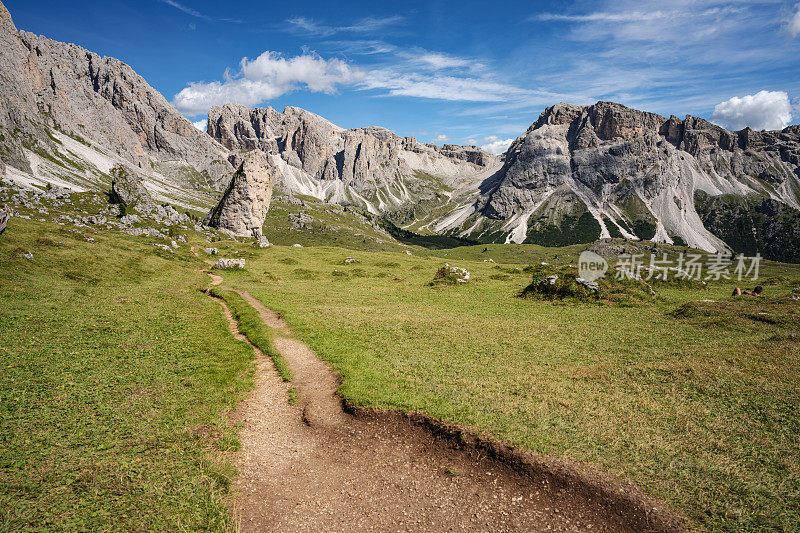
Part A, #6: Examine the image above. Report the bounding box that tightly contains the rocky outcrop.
[109,165,153,208]
[209,103,408,190]
[436,101,800,256]
[207,103,496,213]
[204,151,274,238]
[0,0,233,189]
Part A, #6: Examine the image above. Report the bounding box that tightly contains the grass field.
[217,243,800,531]
[0,219,253,530]
[1,208,799,531]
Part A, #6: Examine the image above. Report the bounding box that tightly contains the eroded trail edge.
[206,273,685,532]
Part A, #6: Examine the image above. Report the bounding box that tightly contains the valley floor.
[1,209,799,531]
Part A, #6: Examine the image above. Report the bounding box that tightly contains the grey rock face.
[457,101,800,253]
[288,212,313,229]
[208,104,406,188]
[109,165,152,208]
[214,258,245,270]
[207,103,496,210]
[0,1,233,185]
[0,205,10,235]
[204,151,274,238]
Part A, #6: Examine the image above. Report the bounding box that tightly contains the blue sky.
[6,0,800,152]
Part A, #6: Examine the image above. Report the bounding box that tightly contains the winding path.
[206,271,683,532]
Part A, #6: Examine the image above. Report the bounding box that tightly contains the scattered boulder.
[520,264,659,303]
[40,186,71,200]
[85,215,107,225]
[430,264,470,285]
[214,258,246,269]
[541,275,558,288]
[292,243,303,248]
[0,205,11,235]
[575,277,600,291]
[22,250,32,260]
[204,247,219,255]
[204,151,274,239]
[344,257,358,264]
[119,214,141,225]
[257,236,271,248]
[288,212,314,229]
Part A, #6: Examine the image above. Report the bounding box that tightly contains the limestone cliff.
[434,101,800,257]
[207,103,497,214]
[0,0,233,208]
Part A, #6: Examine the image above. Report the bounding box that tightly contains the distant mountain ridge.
[207,102,497,215]
[1,0,799,261]
[431,101,800,257]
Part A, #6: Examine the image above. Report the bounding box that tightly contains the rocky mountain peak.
[206,102,497,213]
[533,102,585,128]
[0,1,15,31]
[0,0,233,192]
[438,99,800,255]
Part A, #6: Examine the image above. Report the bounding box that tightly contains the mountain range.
[1,0,798,261]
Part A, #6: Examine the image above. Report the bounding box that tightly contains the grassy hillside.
[0,218,253,530]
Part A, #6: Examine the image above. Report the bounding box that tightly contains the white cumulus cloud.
[480,135,514,155]
[709,90,793,131]
[172,51,363,116]
[192,118,207,131]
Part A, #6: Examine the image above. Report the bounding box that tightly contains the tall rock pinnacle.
[204,151,275,239]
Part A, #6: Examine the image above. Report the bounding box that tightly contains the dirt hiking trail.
[206,271,684,532]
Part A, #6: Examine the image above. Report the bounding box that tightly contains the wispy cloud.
[523,0,798,116]
[533,11,668,23]
[788,3,800,37]
[359,70,528,102]
[173,43,537,117]
[156,0,243,23]
[286,15,404,37]
[157,0,209,20]
[324,40,398,56]
[355,46,527,102]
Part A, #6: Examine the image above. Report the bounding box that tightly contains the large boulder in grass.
[109,165,152,209]
[204,151,275,239]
